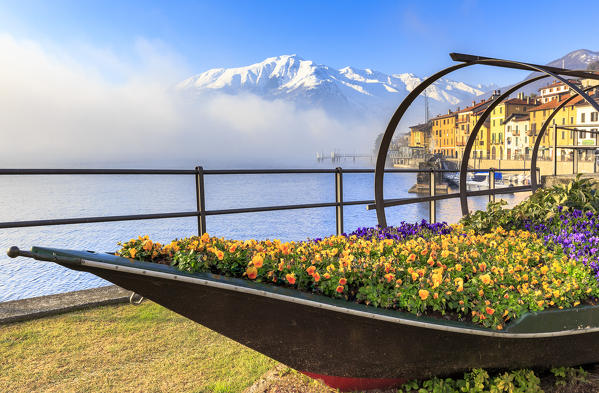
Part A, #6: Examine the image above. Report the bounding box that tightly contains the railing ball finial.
[7,246,20,258]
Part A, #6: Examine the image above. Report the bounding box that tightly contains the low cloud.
[0,34,381,169]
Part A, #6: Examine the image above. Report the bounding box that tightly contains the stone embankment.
[0,285,131,324]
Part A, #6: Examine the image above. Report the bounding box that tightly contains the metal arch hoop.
[375,57,599,226]
[458,74,549,216]
[373,62,471,227]
[530,85,598,192]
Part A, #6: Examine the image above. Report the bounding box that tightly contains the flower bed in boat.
[117,177,599,331]
[118,226,598,330]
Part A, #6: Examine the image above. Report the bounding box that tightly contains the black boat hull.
[9,247,599,390]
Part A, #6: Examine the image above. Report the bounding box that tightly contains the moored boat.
[8,245,599,391]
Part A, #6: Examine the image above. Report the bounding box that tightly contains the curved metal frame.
[530,85,598,191]
[375,58,599,226]
[458,74,548,215]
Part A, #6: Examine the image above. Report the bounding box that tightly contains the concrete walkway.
[0,285,132,324]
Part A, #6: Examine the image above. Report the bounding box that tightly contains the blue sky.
[1,0,598,86]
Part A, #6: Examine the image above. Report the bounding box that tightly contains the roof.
[409,122,431,131]
[457,98,493,114]
[574,91,599,107]
[504,113,529,123]
[432,112,457,120]
[502,98,537,105]
[538,79,581,92]
[528,95,585,111]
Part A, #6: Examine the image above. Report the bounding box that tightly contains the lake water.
[0,172,529,302]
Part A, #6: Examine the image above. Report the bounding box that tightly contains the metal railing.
[0,166,536,236]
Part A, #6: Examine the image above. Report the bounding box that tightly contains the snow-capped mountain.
[177,55,487,122]
[488,49,599,98]
[545,49,599,70]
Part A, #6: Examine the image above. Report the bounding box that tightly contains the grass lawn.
[0,301,278,393]
[2,301,598,393]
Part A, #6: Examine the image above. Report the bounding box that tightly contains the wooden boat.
[7,245,599,391]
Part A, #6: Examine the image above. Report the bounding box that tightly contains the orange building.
[409,122,432,152]
[456,98,496,160]
[527,94,583,160]
[431,111,457,157]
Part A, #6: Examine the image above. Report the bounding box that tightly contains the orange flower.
[143,240,153,251]
[129,248,137,259]
[480,274,492,285]
[336,285,344,293]
[246,267,258,280]
[339,278,347,285]
[201,233,210,243]
[418,289,429,300]
[306,265,316,276]
[286,274,296,285]
[252,254,264,268]
[324,273,331,279]
[384,273,395,283]
[407,253,416,262]
[216,250,224,261]
[486,307,495,315]
[313,272,321,282]
[229,244,237,253]
[427,257,435,266]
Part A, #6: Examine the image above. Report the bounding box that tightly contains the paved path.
[0,285,132,324]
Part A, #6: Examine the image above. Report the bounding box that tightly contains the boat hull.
[10,247,599,390]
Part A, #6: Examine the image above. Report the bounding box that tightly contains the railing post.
[335,167,344,235]
[489,168,495,203]
[553,124,558,175]
[573,130,578,174]
[195,166,207,236]
[429,169,436,223]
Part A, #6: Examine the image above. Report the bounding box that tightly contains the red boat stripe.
[300,371,406,391]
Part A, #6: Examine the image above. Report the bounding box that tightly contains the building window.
[592,112,598,122]
[582,113,586,123]
[580,130,586,139]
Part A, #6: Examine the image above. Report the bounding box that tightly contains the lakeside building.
[431,111,458,158]
[538,79,581,103]
[456,97,497,160]
[575,89,599,160]
[470,104,492,160]
[489,94,537,160]
[407,79,599,164]
[528,94,583,160]
[409,122,432,153]
[503,113,530,160]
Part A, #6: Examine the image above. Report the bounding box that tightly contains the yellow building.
[456,99,495,161]
[470,108,491,160]
[431,111,457,157]
[489,97,536,160]
[527,95,582,160]
[409,122,431,152]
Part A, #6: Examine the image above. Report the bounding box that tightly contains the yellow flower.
[251,254,264,268]
[418,289,429,300]
[480,274,492,285]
